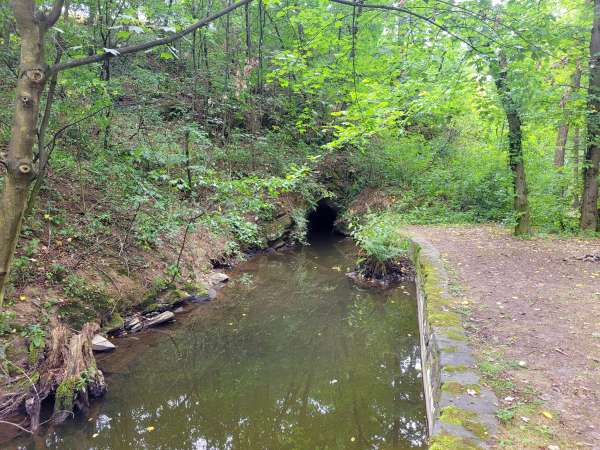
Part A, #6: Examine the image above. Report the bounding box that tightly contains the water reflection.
[14,237,426,449]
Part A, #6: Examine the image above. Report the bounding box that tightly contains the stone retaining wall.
[407,235,498,449]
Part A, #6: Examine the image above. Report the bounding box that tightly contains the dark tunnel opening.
[307,199,339,239]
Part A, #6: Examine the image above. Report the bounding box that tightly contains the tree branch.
[329,0,485,54]
[44,0,65,29]
[51,0,253,73]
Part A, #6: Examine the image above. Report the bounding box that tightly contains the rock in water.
[208,272,229,285]
[145,311,175,327]
[125,316,142,332]
[92,334,116,352]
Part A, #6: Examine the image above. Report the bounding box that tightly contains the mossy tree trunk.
[492,56,531,235]
[582,0,600,231]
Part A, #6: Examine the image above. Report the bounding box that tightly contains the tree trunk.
[582,0,600,231]
[244,2,251,58]
[492,57,531,235]
[25,34,65,217]
[554,63,582,167]
[0,1,58,305]
[554,124,569,167]
[572,128,581,208]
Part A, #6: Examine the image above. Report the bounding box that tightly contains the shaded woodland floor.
[407,225,600,449]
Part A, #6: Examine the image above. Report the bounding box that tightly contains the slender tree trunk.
[582,0,600,231]
[183,129,193,195]
[554,62,582,167]
[573,128,581,208]
[492,57,531,235]
[244,2,251,58]
[0,0,62,304]
[555,124,569,167]
[257,0,264,93]
[26,35,65,217]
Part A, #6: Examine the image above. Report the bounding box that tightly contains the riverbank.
[406,224,600,449]
[0,168,315,438]
[5,235,427,449]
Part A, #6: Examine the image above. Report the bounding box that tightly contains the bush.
[351,213,409,278]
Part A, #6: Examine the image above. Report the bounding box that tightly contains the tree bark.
[572,128,581,208]
[582,0,600,230]
[554,62,582,167]
[492,57,531,235]
[0,0,63,305]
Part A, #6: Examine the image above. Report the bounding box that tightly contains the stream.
[12,235,426,449]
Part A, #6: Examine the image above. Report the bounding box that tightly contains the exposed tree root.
[0,322,106,433]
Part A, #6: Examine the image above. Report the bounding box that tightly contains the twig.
[170,211,204,285]
[0,419,33,434]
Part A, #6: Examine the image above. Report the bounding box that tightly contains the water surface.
[14,237,426,449]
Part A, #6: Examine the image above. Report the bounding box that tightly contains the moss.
[443,364,470,373]
[60,276,115,329]
[262,214,293,242]
[442,381,481,395]
[444,328,468,341]
[182,280,209,297]
[143,302,161,314]
[441,346,458,353]
[102,313,124,334]
[429,433,481,450]
[429,310,461,327]
[439,405,489,440]
[54,377,80,413]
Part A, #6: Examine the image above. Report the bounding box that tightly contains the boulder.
[145,311,175,327]
[208,272,229,286]
[92,334,116,352]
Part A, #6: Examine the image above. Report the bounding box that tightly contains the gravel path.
[407,225,600,449]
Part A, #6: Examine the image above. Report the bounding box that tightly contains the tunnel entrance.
[307,199,338,238]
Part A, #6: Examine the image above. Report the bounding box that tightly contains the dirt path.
[406,225,600,449]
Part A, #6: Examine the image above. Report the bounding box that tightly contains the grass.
[475,346,571,449]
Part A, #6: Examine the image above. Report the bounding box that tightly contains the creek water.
[12,236,426,449]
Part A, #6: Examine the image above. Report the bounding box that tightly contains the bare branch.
[51,0,253,73]
[44,0,65,29]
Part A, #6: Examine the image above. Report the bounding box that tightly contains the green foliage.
[46,263,68,283]
[496,407,516,424]
[350,213,409,278]
[60,276,114,329]
[0,311,16,336]
[20,324,46,365]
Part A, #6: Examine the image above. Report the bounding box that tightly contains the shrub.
[351,213,409,278]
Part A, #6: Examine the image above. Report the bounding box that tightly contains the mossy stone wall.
[407,235,498,449]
